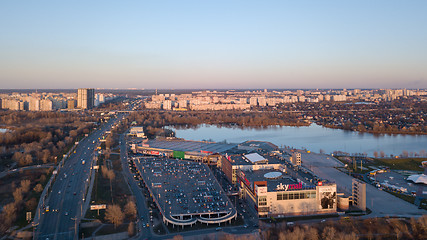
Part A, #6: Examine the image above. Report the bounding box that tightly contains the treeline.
[256,216,427,240]
[0,169,50,233]
[128,110,308,138]
[0,111,98,167]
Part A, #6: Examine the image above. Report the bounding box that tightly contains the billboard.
[255,185,267,196]
[173,151,185,159]
[90,204,107,210]
[318,185,337,210]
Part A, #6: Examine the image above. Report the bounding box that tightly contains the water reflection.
[171,124,427,157]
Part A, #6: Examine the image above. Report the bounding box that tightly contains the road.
[119,133,153,239]
[0,163,53,179]
[35,114,124,240]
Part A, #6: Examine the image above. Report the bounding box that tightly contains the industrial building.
[133,157,236,227]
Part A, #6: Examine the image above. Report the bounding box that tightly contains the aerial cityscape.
[1,1,427,240]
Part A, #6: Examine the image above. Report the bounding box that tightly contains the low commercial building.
[220,153,285,185]
[134,139,235,165]
[129,126,146,138]
[237,168,337,217]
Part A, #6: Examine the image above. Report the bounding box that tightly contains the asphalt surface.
[119,133,153,239]
[35,114,124,240]
[300,152,426,218]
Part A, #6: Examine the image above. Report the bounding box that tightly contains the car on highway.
[216,227,222,231]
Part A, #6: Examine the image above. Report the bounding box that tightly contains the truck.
[82,160,85,165]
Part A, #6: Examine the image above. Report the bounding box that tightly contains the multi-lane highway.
[35,114,124,240]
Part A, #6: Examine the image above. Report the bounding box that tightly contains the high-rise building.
[77,88,95,109]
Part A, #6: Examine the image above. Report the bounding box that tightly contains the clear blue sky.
[1,1,426,89]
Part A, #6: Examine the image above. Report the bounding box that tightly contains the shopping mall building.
[236,168,337,217]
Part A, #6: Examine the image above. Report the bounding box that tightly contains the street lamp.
[71,217,78,240]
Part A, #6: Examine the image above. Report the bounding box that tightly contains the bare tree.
[105,205,124,229]
[402,150,409,158]
[322,226,336,240]
[25,198,37,211]
[172,235,184,240]
[13,187,23,204]
[380,151,385,158]
[373,151,378,158]
[12,152,23,164]
[21,179,31,193]
[107,170,115,202]
[1,203,17,228]
[41,149,51,163]
[127,221,135,236]
[124,200,137,219]
[34,183,43,193]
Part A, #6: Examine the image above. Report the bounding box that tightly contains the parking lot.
[298,152,426,217]
[133,157,236,226]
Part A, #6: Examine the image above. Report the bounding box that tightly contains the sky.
[0,1,426,89]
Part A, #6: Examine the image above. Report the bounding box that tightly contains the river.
[171,124,427,157]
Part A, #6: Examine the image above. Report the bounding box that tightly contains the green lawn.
[373,158,426,171]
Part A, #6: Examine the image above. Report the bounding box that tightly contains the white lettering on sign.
[276,182,303,191]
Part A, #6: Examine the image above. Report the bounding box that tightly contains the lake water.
[171,124,427,157]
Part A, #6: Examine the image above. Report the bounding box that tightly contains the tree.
[25,197,37,211]
[322,226,336,240]
[41,149,51,163]
[107,170,115,202]
[173,235,184,240]
[34,183,43,193]
[373,151,378,158]
[21,180,31,193]
[105,205,124,228]
[13,187,23,204]
[1,203,17,228]
[124,200,137,219]
[12,152,23,164]
[127,222,135,236]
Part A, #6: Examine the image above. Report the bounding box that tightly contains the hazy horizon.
[1,1,426,89]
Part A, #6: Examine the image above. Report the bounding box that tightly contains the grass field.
[373,158,426,171]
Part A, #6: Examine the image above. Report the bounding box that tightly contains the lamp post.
[71,217,77,240]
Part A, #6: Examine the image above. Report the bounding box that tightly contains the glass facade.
[276,191,316,201]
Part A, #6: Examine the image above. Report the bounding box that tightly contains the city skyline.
[1,1,427,89]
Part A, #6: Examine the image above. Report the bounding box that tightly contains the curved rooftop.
[264,171,282,179]
[407,174,427,185]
